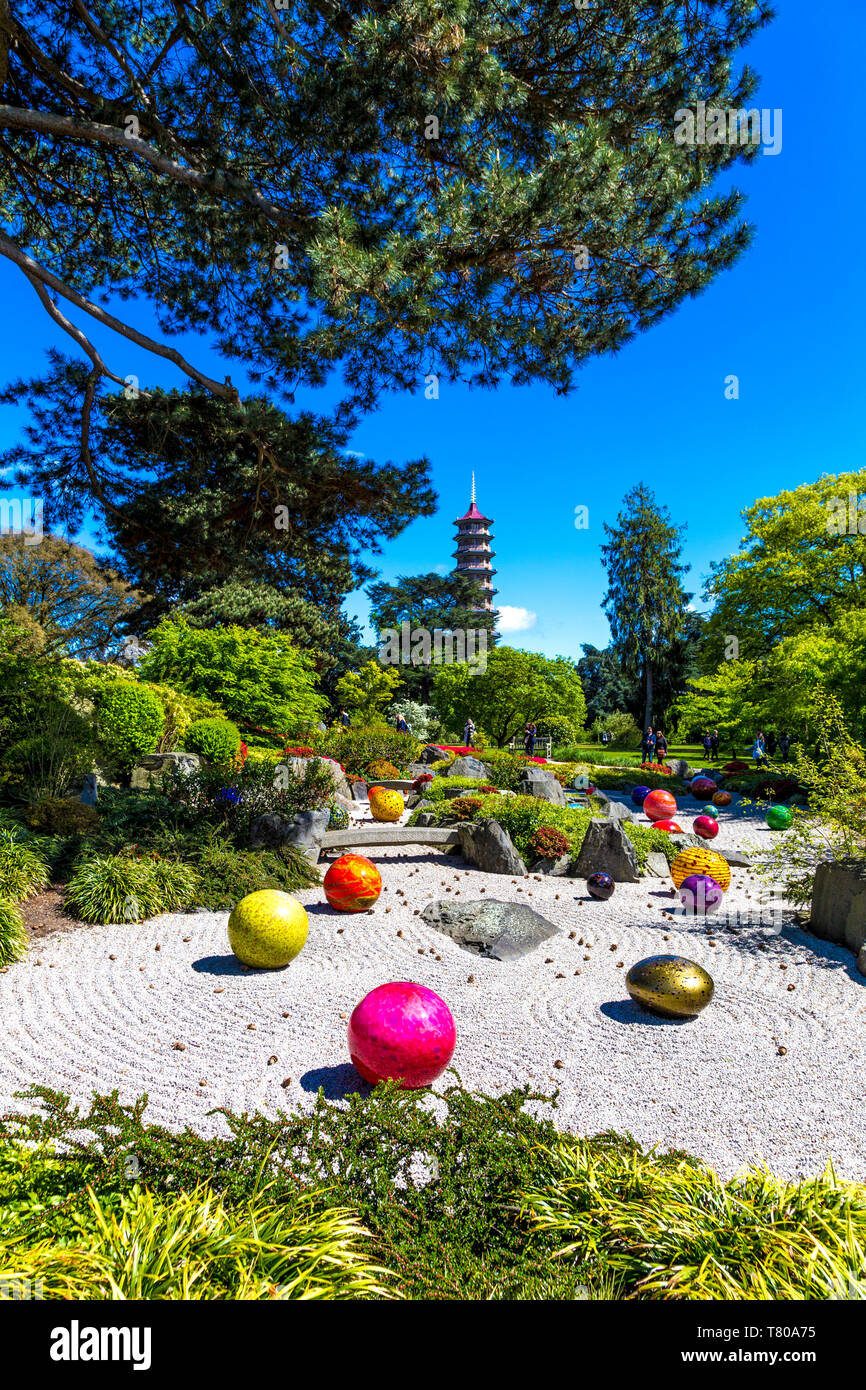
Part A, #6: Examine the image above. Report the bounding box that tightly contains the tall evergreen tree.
[367,571,494,701]
[577,643,641,724]
[600,484,691,729]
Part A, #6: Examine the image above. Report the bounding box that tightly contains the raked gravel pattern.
[1,794,865,1180]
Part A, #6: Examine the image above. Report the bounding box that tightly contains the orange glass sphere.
[713,791,733,808]
[643,789,678,822]
[323,854,383,912]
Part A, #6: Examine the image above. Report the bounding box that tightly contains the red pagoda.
[452,474,499,629]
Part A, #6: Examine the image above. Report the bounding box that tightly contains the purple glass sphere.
[631,785,651,807]
[679,873,724,915]
[587,871,615,901]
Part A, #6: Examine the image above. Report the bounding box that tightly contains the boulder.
[446,755,490,780]
[667,758,694,780]
[418,744,447,765]
[420,899,559,961]
[518,769,566,806]
[528,854,572,876]
[413,811,438,828]
[606,800,637,824]
[718,848,752,868]
[809,859,866,959]
[668,832,708,853]
[570,819,640,883]
[351,780,369,801]
[408,764,434,781]
[249,808,330,863]
[644,851,671,878]
[456,819,527,876]
[130,751,201,790]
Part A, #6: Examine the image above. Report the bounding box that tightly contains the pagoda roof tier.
[454,502,493,524]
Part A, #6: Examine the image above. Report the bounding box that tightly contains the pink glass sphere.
[348,982,456,1089]
[693,814,720,840]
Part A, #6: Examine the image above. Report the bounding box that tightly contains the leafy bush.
[0,830,49,901]
[65,852,198,923]
[185,717,242,767]
[23,798,100,836]
[315,724,419,776]
[0,898,27,966]
[160,759,334,836]
[535,715,576,743]
[520,1133,866,1300]
[480,749,531,791]
[191,839,320,910]
[97,684,165,771]
[366,759,401,779]
[450,796,484,821]
[0,695,96,803]
[588,710,642,748]
[421,775,484,801]
[528,827,570,859]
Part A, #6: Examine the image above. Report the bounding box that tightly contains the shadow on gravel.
[300,1062,371,1098]
[599,998,697,1026]
[191,954,290,976]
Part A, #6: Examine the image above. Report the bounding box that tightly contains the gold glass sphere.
[625,954,715,1019]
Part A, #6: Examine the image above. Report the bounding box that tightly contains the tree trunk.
[644,661,653,730]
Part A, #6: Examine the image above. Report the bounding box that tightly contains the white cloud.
[434,563,450,575]
[341,449,366,459]
[497,605,537,633]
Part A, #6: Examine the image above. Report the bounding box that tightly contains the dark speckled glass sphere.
[626,954,715,1018]
[586,871,614,901]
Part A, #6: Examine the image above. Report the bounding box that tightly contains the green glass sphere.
[701,804,716,817]
[626,954,715,1019]
[766,804,793,831]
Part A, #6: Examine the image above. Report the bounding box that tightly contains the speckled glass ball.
[766,804,793,831]
[631,785,651,807]
[713,791,733,808]
[328,803,350,830]
[626,954,715,1018]
[586,871,614,900]
[700,804,716,817]
[323,854,382,912]
[678,873,724,915]
[369,788,404,823]
[693,814,720,840]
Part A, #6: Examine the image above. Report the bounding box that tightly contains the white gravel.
[2,794,865,1180]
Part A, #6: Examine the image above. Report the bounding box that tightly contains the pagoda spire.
[470,471,476,504]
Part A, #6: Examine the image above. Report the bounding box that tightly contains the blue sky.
[1,0,863,663]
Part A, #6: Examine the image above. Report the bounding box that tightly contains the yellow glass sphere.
[227,889,309,968]
[369,789,404,823]
[671,847,731,893]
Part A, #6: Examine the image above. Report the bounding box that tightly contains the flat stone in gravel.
[421,899,560,961]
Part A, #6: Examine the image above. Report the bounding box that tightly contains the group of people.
[641,726,669,763]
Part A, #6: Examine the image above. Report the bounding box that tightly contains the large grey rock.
[250,808,330,863]
[644,851,671,878]
[809,859,866,958]
[418,744,447,765]
[858,942,866,978]
[571,819,640,883]
[718,848,752,868]
[456,819,527,876]
[421,899,559,961]
[130,751,201,790]
[606,800,637,824]
[414,811,437,828]
[667,758,694,780]
[445,755,489,780]
[351,780,369,801]
[518,769,566,805]
[668,832,707,853]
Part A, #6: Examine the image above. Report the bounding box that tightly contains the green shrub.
[421,776,484,801]
[0,831,49,901]
[520,1133,866,1300]
[191,839,320,909]
[97,684,165,771]
[23,798,100,836]
[450,796,484,821]
[185,717,242,766]
[0,697,95,802]
[480,750,531,791]
[315,724,419,776]
[622,822,678,868]
[366,759,401,779]
[0,898,27,966]
[64,852,197,924]
[528,827,570,859]
[160,759,334,836]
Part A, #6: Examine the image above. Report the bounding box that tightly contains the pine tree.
[600,484,691,730]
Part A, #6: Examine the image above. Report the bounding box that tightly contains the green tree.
[577,644,641,724]
[0,534,141,659]
[137,618,325,733]
[368,571,495,700]
[703,469,866,666]
[335,661,403,724]
[432,646,585,747]
[600,484,691,730]
[0,1,772,435]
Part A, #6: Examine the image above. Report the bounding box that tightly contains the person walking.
[654,729,668,763]
[641,725,655,762]
[778,730,791,761]
[395,713,409,734]
[751,730,766,767]
[339,708,351,728]
[766,730,777,758]
[524,721,537,757]
[710,728,720,761]
[702,730,712,763]
[463,716,476,747]
[601,729,611,747]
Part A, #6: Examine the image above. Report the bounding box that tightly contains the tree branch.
[0,230,238,400]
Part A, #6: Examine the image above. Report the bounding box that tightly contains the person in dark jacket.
[654,730,668,762]
[642,726,655,761]
[710,728,720,761]
[524,722,537,757]
[339,708,351,728]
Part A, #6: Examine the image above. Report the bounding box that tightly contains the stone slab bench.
[321,827,460,851]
